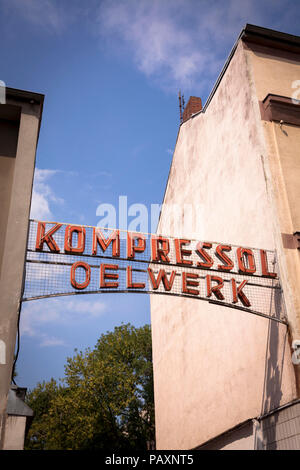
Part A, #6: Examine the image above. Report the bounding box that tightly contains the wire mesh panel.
[23,220,286,324]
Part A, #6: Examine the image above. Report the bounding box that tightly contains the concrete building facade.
[150,24,300,450]
[0,87,44,449]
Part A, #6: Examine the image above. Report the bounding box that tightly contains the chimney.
[182,96,202,123]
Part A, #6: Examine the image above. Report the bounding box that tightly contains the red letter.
[100,264,119,288]
[35,222,62,252]
[231,279,251,307]
[215,245,234,271]
[64,225,86,254]
[237,247,256,274]
[127,232,146,259]
[195,242,214,268]
[126,266,145,289]
[260,250,277,278]
[206,275,225,300]
[182,272,199,295]
[92,229,120,257]
[174,239,192,266]
[151,236,170,263]
[148,268,176,291]
[70,261,91,290]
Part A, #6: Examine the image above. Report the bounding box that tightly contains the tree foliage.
[25,323,155,450]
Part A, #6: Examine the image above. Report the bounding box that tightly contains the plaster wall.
[244,45,300,101]
[244,45,300,370]
[0,156,15,272]
[2,415,26,450]
[0,106,20,273]
[0,93,43,448]
[198,421,255,450]
[151,41,297,449]
[198,401,300,450]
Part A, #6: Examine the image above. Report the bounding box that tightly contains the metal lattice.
[22,220,287,324]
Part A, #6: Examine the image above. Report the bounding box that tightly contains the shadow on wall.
[255,286,289,450]
[197,420,254,450]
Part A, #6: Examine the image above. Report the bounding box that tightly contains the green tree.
[25,323,155,450]
[25,378,60,450]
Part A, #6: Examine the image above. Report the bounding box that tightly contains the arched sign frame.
[21,219,288,326]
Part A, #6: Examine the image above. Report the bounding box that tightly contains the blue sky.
[1,0,299,389]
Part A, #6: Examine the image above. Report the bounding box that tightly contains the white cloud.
[30,168,63,220]
[39,336,66,348]
[95,0,300,94]
[20,296,108,347]
[1,0,70,33]
[95,0,237,92]
[3,0,299,94]
[30,190,52,220]
[63,299,107,318]
[20,300,60,337]
[96,1,203,91]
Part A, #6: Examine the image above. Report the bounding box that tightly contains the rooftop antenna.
[178,90,185,123]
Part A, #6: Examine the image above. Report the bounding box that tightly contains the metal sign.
[22,219,286,324]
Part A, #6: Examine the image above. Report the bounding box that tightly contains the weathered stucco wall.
[151,41,297,450]
[244,44,300,101]
[244,43,300,380]
[2,415,26,450]
[0,91,43,448]
[0,106,20,277]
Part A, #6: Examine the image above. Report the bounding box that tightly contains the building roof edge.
[200,23,300,115]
